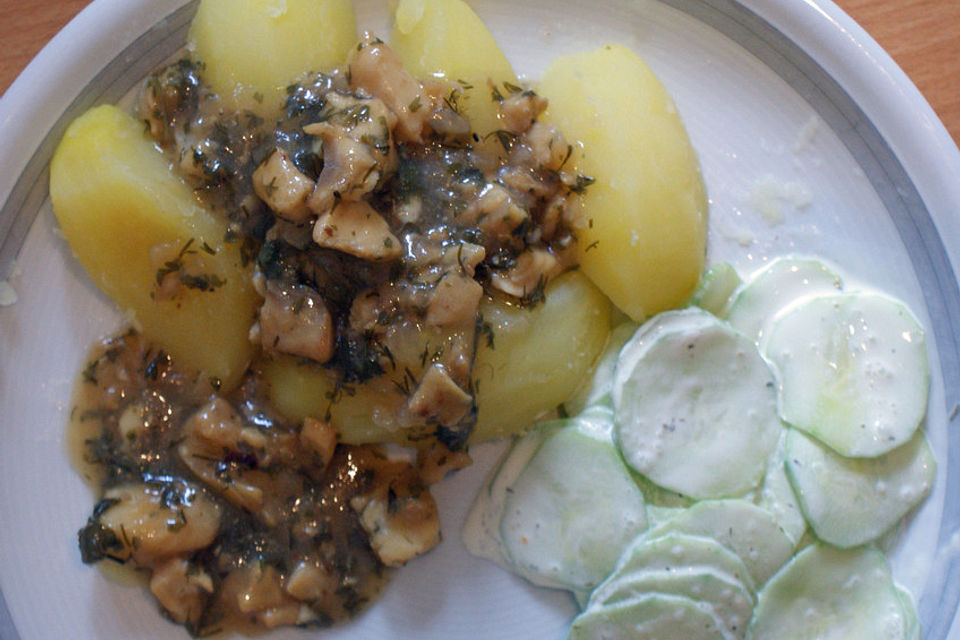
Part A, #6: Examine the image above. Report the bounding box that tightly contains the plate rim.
[1,0,960,637]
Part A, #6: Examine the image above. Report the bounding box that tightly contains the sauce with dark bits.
[73,32,587,635]
[71,331,410,634]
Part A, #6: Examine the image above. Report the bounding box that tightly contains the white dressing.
[763,292,929,457]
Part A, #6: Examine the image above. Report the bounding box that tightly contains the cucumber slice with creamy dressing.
[499,425,648,591]
[725,256,843,342]
[613,308,781,498]
[590,567,754,638]
[564,322,638,416]
[753,431,806,545]
[462,428,547,567]
[784,428,935,548]
[748,545,910,640]
[612,308,718,410]
[691,262,742,317]
[762,292,929,457]
[569,593,730,640]
[603,533,756,595]
[645,500,794,587]
[895,586,920,640]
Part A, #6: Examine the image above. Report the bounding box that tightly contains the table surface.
[0,0,958,145]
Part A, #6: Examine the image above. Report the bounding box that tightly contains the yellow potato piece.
[265,271,609,444]
[263,321,449,445]
[263,357,413,445]
[471,271,611,443]
[50,105,260,391]
[538,45,708,321]
[188,0,356,114]
[391,0,517,142]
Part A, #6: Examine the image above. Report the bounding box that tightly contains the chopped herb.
[484,129,518,152]
[81,359,99,385]
[178,272,226,292]
[570,174,596,194]
[521,274,549,307]
[261,176,279,197]
[408,95,422,113]
[478,320,495,349]
[155,238,197,286]
[443,88,463,115]
[503,81,524,94]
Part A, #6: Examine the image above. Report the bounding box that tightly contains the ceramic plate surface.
[2,0,960,638]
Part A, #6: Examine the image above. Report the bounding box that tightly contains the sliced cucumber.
[753,431,806,545]
[784,428,935,548]
[612,308,719,409]
[569,593,730,640]
[895,585,920,640]
[602,533,756,596]
[462,428,547,567]
[762,292,929,457]
[634,472,695,510]
[748,545,909,640]
[691,262,742,317]
[613,308,781,498]
[564,322,638,416]
[500,426,647,591]
[591,567,754,638]
[645,504,690,528]
[726,256,843,342]
[645,499,795,587]
[573,403,616,443]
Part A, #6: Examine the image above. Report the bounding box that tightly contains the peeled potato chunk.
[50,105,260,391]
[188,0,357,113]
[264,271,609,445]
[263,356,414,445]
[538,45,708,321]
[390,0,517,142]
[471,271,611,443]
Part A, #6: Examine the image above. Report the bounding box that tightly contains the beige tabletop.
[1,0,958,145]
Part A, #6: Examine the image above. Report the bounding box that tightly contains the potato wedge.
[264,271,609,444]
[50,105,260,391]
[391,0,517,142]
[188,0,357,114]
[471,271,611,443]
[538,45,708,321]
[263,322,453,445]
[263,357,414,444]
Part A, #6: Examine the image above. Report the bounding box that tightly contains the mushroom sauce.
[70,33,589,634]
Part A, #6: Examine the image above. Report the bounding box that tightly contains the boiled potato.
[264,357,413,444]
[471,271,610,443]
[538,45,708,321]
[264,271,609,444]
[263,322,453,445]
[50,105,260,391]
[188,0,356,114]
[391,0,517,142]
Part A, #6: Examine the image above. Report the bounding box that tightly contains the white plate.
[2,0,960,638]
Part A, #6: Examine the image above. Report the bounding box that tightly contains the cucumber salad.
[464,255,934,639]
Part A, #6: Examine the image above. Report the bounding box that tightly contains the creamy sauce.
[69,331,401,634]
[69,30,586,635]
